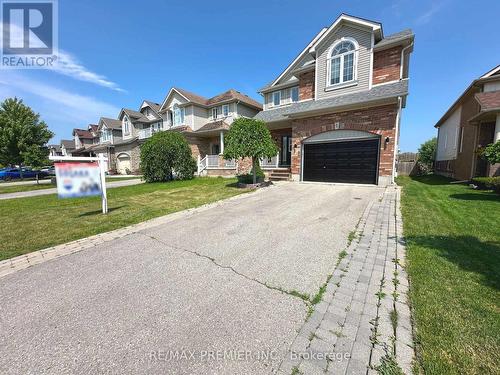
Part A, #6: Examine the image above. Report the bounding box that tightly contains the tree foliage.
[223,118,278,183]
[0,97,53,168]
[140,131,197,182]
[417,137,437,173]
[480,141,500,164]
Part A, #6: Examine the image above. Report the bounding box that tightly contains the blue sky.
[1,0,499,151]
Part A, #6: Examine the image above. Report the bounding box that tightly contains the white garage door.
[116,155,131,174]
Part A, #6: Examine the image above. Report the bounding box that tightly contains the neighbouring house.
[91,117,124,173]
[60,140,75,156]
[48,144,62,157]
[156,88,262,176]
[71,125,98,156]
[435,65,500,179]
[254,13,414,185]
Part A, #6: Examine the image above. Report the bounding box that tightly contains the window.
[291,86,299,102]
[152,121,163,132]
[222,104,229,116]
[328,40,357,86]
[100,128,111,143]
[173,105,185,126]
[212,144,220,155]
[273,91,281,106]
[123,116,130,135]
[212,107,220,119]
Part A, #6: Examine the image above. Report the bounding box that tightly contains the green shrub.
[472,177,500,194]
[479,141,500,164]
[417,137,437,174]
[237,163,265,184]
[140,131,197,182]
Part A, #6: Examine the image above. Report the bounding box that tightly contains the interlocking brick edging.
[0,188,264,279]
[279,187,415,375]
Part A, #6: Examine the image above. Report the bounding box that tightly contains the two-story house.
[255,14,414,185]
[91,117,123,173]
[156,87,262,176]
[435,65,500,180]
[72,125,98,156]
[60,140,75,156]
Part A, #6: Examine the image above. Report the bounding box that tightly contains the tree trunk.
[19,162,23,180]
[252,157,257,184]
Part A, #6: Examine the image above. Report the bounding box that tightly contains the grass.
[0,177,247,261]
[397,175,500,374]
[0,176,142,194]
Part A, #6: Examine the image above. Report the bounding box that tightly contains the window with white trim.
[100,127,112,143]
[327,39,357,86]
[212,107,220,119]
[291,86,299,102]
[173,105,185,126]
[123,116,130,135]
[273,91,281,106]
[222,104,229,116]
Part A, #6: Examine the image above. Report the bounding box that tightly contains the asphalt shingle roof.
[60,140,75,149]
[374,29,414,49]
[255,80,408,123]
[101,118,122,129]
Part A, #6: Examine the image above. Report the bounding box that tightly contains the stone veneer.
[290,104,398,184]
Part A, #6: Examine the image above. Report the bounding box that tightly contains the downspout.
[392,96,403,184]
[399,41,413,80]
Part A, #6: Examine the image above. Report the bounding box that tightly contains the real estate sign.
[55,162,102,198]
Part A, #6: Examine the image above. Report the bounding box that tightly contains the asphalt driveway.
[0,183,382,374]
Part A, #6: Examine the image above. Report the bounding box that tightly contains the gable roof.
[60,140,75,149]
[435,65,500,128]
[374,29,414,50]
[99,117,122,130]
[142,100,161,113]
[475,91,500,111]
[88,124,98,132]
[72,128,93,139]
[160,87,262,111]
[120,108,150,123]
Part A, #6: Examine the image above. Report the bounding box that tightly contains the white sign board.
[55,162,102,198]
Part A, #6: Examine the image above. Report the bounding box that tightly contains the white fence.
[260,153,280,169]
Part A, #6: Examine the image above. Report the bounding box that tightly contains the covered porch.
[193,122,237,176]
[470,109,500,177]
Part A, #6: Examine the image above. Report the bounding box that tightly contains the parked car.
[0,168,45,181]
[40,165,55,176]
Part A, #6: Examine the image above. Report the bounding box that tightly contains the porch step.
[268,168,291,181]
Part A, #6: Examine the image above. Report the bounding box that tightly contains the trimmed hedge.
[472,177,500,194]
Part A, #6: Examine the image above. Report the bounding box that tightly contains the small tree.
[417,137,437,174]
[0,98,53,175]
[480,141,500,164]
[223,118,278,184]
[140,131,197,182]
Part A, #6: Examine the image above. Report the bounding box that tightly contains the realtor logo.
[1,0,58,68]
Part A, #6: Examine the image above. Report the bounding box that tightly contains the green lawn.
[0,177,246,261]
[0,176,142,194]
[397,175,500,375]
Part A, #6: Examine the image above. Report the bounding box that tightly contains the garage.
[302,130,380,184]
[116,153,131,175]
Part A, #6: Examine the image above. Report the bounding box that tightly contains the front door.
[280,135,292,166]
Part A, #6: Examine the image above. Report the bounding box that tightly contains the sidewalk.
[279,187,414,375]
[0,179,143,200]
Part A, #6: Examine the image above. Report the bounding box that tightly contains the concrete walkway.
[279,187,414,375]
[0,178,143,200]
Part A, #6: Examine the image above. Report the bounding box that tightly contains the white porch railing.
[260,153,280,169]
[198,155,236,174]
[138,127,152,139]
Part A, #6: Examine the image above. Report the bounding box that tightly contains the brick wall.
[372,46,402,85]
[298,71,315,100]
[290,104,399,178]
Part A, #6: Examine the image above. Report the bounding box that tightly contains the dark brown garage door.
[303,139,379,184]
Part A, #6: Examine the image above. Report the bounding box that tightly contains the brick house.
[254,14,414,185]
[435,65,500,180]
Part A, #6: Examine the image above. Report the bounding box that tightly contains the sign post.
[49,155,109,214]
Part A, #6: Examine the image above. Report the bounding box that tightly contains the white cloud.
[0,72,120,124]
[2,22,124,92]
[53,50,125,92]
[415,2,446,25]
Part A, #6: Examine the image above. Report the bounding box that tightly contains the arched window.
[328,39,357,86]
